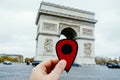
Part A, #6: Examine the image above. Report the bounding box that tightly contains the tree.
[0,57,4,62]
[95,57,106,65]
[30,58,34,63]
[112,59,118,64]
[25,58,31,63]
[7,56,13,62]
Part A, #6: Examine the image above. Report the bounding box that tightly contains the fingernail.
[59,60,66,67]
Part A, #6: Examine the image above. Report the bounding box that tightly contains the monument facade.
[35,2,97,65]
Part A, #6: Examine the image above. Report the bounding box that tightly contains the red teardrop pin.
[56,39,78,72]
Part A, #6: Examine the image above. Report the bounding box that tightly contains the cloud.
[95,11,120,58]
[0,0,120,58]
[0,2,37,58]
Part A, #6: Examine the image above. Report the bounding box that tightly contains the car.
[72,63,81,67]
[3,61,12,65]
[32,61,41,66]
[106,63,120,69]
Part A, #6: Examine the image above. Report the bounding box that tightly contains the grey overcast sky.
[0,0,120,58]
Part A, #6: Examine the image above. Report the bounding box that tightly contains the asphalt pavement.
[0,63,120,80]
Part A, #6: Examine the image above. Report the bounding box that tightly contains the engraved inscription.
[82,28,93,36]
[84,43,92,57]
[42,22,57,31]
[44,38,53,53]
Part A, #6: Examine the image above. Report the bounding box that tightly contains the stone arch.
[35,2,97,65]
[60,27,77,39]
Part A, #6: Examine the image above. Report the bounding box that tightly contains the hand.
[30,58,66,80]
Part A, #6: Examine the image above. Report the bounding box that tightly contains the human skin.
[30,58,66,80]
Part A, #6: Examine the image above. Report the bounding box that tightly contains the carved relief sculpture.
[44,38,53,53]
[84,43,92,57]
[42,22,57,31]
[82,28,93,36]
[35,2,97,64]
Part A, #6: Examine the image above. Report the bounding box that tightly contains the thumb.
[49,60,66,79]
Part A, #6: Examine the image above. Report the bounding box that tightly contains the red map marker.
[56,39,78,72]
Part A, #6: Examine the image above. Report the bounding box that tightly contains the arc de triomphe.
[35,2,97,65]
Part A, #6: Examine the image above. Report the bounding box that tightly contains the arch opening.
[60,28,77,39]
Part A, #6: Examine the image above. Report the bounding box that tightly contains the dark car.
[106,63,120,69]
[72,63,81,67]
[32,61,41,66]
[3,61,12,65]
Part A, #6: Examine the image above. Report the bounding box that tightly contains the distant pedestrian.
[26,61,30,65]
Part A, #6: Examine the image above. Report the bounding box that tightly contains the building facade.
[35,2,97,65]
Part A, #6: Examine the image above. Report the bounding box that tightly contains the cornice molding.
[36,2,97,25]
[41,1,95,15]
[38,10,97,23]
[36,33,59,40]
[74,37,95,41]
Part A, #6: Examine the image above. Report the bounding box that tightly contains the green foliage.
[25,58,31,63]
[95,58,106,64]
[108,59,118,64]
[0,57,5,62]
[30,58,34,62]
[0,56,18,62]
[95,57,119,65]
[25,57,34,63]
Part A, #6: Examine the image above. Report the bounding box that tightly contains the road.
[61,65,120,80]
[0,63,32,80]
[0,63,120,80]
